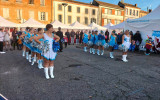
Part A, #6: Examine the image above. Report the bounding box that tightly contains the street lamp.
[62,3,68,24]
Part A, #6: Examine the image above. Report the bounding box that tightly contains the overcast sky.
[76,0,160,11]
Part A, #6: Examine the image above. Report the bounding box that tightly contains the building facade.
[139,10,149,18]
[0,0,52,24]
[118,1,141,20]
[93,0,124,26]
[53,0,98,25]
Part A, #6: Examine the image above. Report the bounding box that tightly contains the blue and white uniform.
[109,35,116,47]
[98,34,106,46]
[41,33,57,61]
[123,35,131,49]
[93,34,98,45]
[83,33,89,44]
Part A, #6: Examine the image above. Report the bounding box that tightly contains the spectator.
[12,28,19,50]
[70,29,75,45]
[0,27,5,53]
[76,31,80,45]
[64,35,68,48]
[105,29,109,43]
[79,30,84,44]
[4,27,12,51]
[134,31,142,51]
[65,29,70,45]
[56,27,63,52]
[117,32,123,45]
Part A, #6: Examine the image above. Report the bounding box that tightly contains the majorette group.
[82,29,131,62]
[20,24,60,79]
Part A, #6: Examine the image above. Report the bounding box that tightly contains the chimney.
[147,7,149,12]
[121,0,124,3]
[135,4,137,7]
[149,9,152,13]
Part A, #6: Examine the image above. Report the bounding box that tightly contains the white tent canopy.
[88,22,107,30]
[70,21,90,30]
[51,20,71,29]
[20,18,45,28]
[103,23,114,29]
[0,16,19,27]
[110,22,125,30]
[125,5,160,45]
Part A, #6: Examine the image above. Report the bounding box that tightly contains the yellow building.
[0,0,52,24]
[53,0,98,25]
[139,10,149,18]
[118,1,141,20]
[92,0,124,26]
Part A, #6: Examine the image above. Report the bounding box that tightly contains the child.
[88,31,95,54]
[64,35,68,48]
[93,30,98,55]
[83,30,89,52]
[129,40,135,52]
[122,30,131,62]
[97,31,106,55]
[17,37,23,50]
[109,30,117,58]
[145,37,153,55]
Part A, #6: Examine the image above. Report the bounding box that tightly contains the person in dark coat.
[65,29,70,45]
[79,30,84,44]
[12,28,19,50]
[105,29,109,43]
[134,31,142,51]
[56,27,63,52]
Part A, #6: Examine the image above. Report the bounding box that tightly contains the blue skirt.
[83,38,88,44]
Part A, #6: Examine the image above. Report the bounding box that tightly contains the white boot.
[97,50,100,55]
[34,55,36,62]
[92,49,95,54]
[110,52,114,58]
[123,55,128,62]
[122,55,124,61]
[101,50,104,55]
[26,52,29,59]
[22,50,25,57]
[49,66,55,79]
[38,60,40,69]
[84,47,87,52]
[39,59,44,69]
[84,47,85,52]
[28,55,32,62]
[44,68,50,79]
[90,48,92,53]
[31,58,34,65]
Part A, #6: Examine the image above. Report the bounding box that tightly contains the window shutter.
[46,12,48,21]
[38,11,41,20]
[17,9,19,19]
[20,9,23,19]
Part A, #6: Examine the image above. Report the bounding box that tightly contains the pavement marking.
[0,94,8,100]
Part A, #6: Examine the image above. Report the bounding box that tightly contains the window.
[109,9,112,15]
[3,8,9,18]
[130,9,132,15]
[2,0,9,1]
[105,9,108,14]
[58,4,62,11]
[85,17,88,25]
[16,0,22,2]
[115,10,118,15]
[29,0,34,4]
[29,11,34,19]
[68,6,72,12]
[85,8,88,14]
[77,17,80,23]
[77,7,80,13]
[17,9,22,19]
[108,19,111,23]
[68,16,72,24]
[126,8,128,15]
[40,0,45,6]
[91,18,96,23]
[118,11,121,16]
[104,19,107,25]
[58,15,62,22]
[92,9,95,15]
[137,11,139,16]
[41,12,45,21]
[133,10,135,16]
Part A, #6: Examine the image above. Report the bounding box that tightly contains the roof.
[119,1,140,9]
[54,0,98,7]
[95,0,123,9]
[140,10,149,14]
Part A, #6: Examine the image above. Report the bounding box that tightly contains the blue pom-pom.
[52,40,60,52]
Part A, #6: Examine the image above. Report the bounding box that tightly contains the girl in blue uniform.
[83,30,89,52]
[97,31,106,56]
[89,31,95,53]
[93,30,98,55]
[109,30,117,58]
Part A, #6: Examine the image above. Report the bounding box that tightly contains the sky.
[75,0,160,11]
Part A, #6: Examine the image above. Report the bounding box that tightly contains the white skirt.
[42,48,57,61]
[123,42,131,49]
